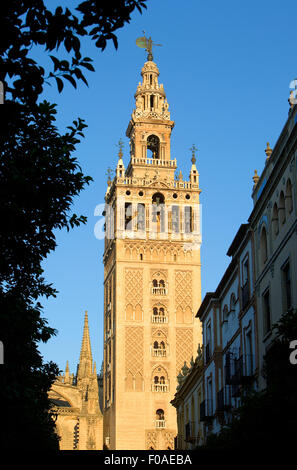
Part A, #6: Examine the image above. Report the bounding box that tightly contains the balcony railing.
[217,387,232,412]
[151,287,167,295]
[152,383,168,393]
[205,343,211,363]
[152,348,167,357]
[185,421,197,443]
[225,353,254,388]
[241,281,250,310]
[151,315,168,324]
[132,156,177,168]
[200,399,213,422]
[155,419,166,428]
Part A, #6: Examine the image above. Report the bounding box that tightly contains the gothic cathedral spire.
[77,310,93,380]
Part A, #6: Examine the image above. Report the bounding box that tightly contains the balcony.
[241,354,254,385]
[151,287,167,296]
[205,343,211,363]
[152,348,167,357]
[152,383,168,393]
[151,315,168,324]
[200,399,213,422]
[217,387,231,412]
[241,281,250,310]
[155,420,166,429]
[185,421,197,443]
[131,156,177,168]
[225,353,254,389]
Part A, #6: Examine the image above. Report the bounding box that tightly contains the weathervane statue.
[136,31,162,61]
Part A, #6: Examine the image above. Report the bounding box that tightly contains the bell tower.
[102,47,202,450]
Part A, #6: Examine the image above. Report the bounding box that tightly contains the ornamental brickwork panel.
[125,268,143,308]
[145,430,157,450]
[175,270,192,310]
[125,326,144,376]
[176,328,193,375]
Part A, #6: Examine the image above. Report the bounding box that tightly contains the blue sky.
[38,0,297,374]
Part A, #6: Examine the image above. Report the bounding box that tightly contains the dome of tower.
[141,61,160,76]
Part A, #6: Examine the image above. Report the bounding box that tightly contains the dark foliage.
[0,0,146,450]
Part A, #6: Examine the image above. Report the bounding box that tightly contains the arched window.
[152,193,165,232]
[279,191,286,225]
[152,280,166,295]
[184,206,193,233]
[260,226,268,266]
[152,366,168,392]
[150,95,154,109]
[135,372,143,392]
[153,341,159,350]
[135,304,142,321]
[147,135,160,159]
[137,203,145,231]
[156,409,164,420]
[125,372,134,392]
[230,294,236,312]
[272,202,279,237]
[152,306,167,323]
[172,205,180,233]
[152,192,165,205]
[285,179,293,214]
[223,305,229,322]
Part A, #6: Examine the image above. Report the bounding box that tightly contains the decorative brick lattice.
[125,326,144,375]
[163,431,175,450]
[176,328,193,375]
[175,270,192,310]
[125,269,143,308]
[146,430,157,450]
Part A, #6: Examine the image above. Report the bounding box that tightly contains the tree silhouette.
[0,0,146,450]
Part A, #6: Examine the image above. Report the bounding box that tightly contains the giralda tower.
[102,41,202,450]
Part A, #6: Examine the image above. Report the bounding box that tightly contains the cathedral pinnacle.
[190,144,198,165]
[117,138,124,159]
[253,169,259,189]
[77,310,93,380]
[106,167,113,185]
[265,142,272,162]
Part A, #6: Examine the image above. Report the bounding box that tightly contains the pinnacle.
[77,310,93,379]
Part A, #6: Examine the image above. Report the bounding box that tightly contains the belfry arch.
[147,134,160,159]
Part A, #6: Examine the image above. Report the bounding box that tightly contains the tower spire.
[77,310,93,380]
